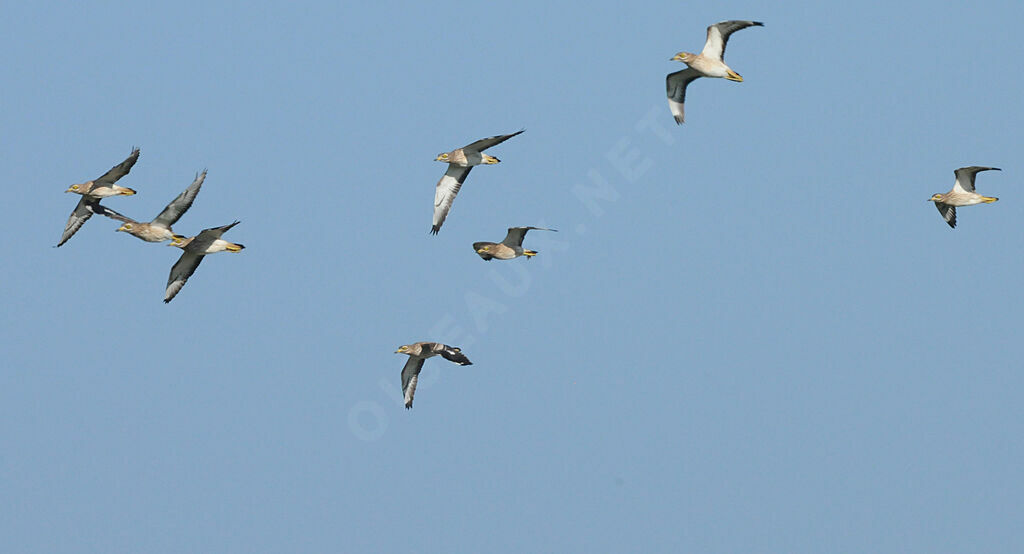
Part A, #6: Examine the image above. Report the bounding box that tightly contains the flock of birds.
[397,128,557,408]
[57,19,1007,409]
[57,147,245,303]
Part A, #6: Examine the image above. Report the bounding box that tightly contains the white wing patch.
[701,24,726,60]
[951,173,974,194]
[668,98,685,124]
[432,165,470,234]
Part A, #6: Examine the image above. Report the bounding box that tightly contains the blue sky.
[2,1,1023,552]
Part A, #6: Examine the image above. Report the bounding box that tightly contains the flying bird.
[666,20,763,124]
[57,147,140,247]
[431,130,524,234]
[108,170,206,242]
[164,221,245,303]
[929,166,1002,228]
[474,226,557,260]
[395,342,473,409]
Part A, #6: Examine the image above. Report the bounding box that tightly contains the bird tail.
[982,196,998,203]
[523,250,537,258]
[227,243,245,252]
[482,154,500,164]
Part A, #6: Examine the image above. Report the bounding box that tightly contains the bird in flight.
[473,226,557,260]
[395,342,473,409]
[431,130,524,234]
[666,20,763,124]
[58,148,140,247]
[929,166,1002,228]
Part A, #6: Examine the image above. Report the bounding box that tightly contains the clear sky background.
[2,1,1023,552]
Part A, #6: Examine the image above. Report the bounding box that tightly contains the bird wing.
[57,197,96,247]
[153,170,206,227]
[431,165,472,234]
[190,220,241,251]
[94,203,137,224]
[439,345,472,366]
[164,251,204,303]
[461,130,525,153]
[701,20,763,61]
[95,147,141,186]
[666,68,702,124]
[57,197,141,246]
[952,166,1000,194]
[501,226,556,247]
[401,357,426,409]
[935,202,957,228]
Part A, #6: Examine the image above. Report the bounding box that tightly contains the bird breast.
[488,245,517,260]
[689,57,731,78]
[134,224,174,242]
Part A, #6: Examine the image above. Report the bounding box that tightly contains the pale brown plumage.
[108,170,206,242]
[395,342,473,409]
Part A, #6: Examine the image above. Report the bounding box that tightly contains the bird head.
[928,194,943,202]
[435,153,450,162]
[395,345,410,354]
[672,52,695,64]
[66,182,86,194]
[169,235,188,247]
[117,223,133,233]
